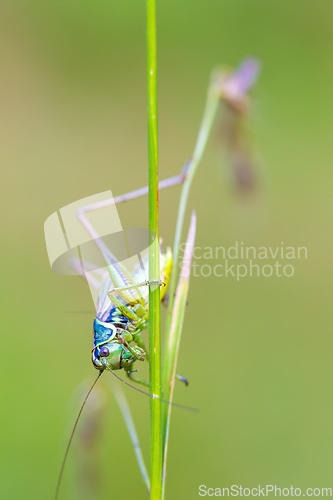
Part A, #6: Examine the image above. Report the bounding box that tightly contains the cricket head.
[92,342,145,371]
[92,318,145,371]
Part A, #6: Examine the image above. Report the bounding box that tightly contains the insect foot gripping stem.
[149,279,166,287]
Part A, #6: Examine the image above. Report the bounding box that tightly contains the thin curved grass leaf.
[161,211,197,499]
[110,382,150,493]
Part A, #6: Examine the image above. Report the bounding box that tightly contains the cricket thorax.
[92,315,145,371]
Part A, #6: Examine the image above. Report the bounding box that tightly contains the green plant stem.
[147,0,162,499]
[163,80,220,384]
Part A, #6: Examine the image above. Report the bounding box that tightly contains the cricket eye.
[99,346,110,358]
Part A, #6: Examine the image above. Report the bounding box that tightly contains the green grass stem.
[147,0,162,498]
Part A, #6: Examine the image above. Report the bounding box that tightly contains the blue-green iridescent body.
[91,248,172,385]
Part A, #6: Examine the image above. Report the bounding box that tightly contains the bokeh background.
[1,1,333,499]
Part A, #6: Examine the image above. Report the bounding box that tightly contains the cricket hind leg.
[76,178,177,309]
[76,170,188,245]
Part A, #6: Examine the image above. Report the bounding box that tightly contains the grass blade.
[111,383,150,493]
[164,77,220,336]
[164,59,260,338]
[161,211,197,499]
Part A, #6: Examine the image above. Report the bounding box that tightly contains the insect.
[70,169,189,386]
[54,173,189,500]
[72,242,174,387]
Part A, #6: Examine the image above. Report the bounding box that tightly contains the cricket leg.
[107,292,141,322]
[75,167,188,269]
[125,364,150,388]
[107,281,165,320]
[132,332,148,357]
[108,280,165,297]
[77,166,189,228]
[175,374,189,386]
[118,336,146,362]
[108,280,165,319]
[75,170,187,291]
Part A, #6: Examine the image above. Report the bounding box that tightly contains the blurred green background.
[1,1,333,499]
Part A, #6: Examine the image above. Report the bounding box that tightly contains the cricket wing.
[70,257,115,320]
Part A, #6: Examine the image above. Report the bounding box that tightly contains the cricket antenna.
[103,362,198,412]
[54,370,103,500]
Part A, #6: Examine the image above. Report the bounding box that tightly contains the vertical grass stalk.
[147,0,162,499]
[164,80,220,339]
